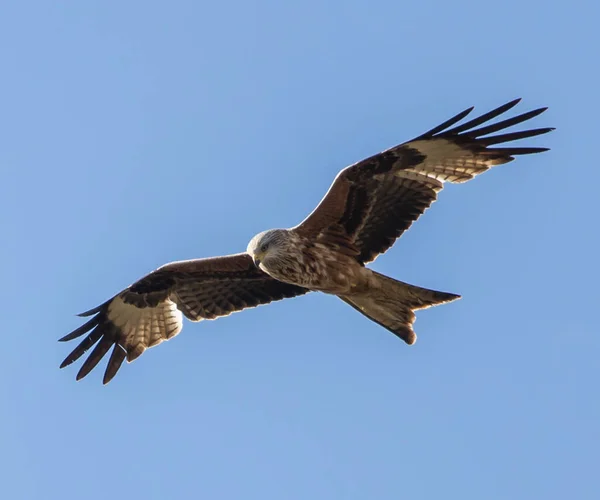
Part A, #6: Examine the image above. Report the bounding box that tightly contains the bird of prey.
[59,98,553,384]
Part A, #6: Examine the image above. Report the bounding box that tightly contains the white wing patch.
[107,296,183,361]
[391,169,444,192]
[405,139,505,183]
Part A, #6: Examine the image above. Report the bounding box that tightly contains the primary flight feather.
[59,98,553,384]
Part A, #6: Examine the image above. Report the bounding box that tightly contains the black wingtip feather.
[103,345,127,385]
[58,314,102,342]
[466,107,549,139]
[442,98,523,136]
[414,100,552,148]
[59,327,103,369]
[480,127,555,146]
[491,147,550,155]
[416,106,474,139]
[76,336,114,381]
[60,307,129,383]
[77,299,111,317]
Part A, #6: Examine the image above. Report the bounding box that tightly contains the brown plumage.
[60,98,553,383]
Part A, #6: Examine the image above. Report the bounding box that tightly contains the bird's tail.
[340,271,460,344]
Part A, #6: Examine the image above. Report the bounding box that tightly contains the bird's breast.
[262,242,364,295]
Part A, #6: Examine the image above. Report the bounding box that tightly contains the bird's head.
[247,229,288,269]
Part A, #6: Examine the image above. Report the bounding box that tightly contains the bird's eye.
[260,243,268,253]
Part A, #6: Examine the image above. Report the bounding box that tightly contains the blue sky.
[1,1,598,499]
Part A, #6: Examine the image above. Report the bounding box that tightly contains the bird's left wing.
[294,99,553,263]
[59,253,308,384]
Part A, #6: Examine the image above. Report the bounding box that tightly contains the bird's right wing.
[59,253,308,384]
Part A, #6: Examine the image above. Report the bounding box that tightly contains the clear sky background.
[1,1,598,499]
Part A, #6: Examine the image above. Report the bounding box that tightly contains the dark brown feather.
[353,175,442,264]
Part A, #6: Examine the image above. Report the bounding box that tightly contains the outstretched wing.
[294,99,553,263]
[59,253,308,384]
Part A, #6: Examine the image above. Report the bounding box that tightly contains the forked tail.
[340,271,460,344]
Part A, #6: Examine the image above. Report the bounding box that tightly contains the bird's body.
[248,229,365,294]
[59,98,554,384]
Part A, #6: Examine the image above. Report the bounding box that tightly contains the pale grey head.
[247,228,294,271]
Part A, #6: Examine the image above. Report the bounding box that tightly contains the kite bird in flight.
[59,98,553,384]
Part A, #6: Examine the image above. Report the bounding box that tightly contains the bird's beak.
[253,255,261,268]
